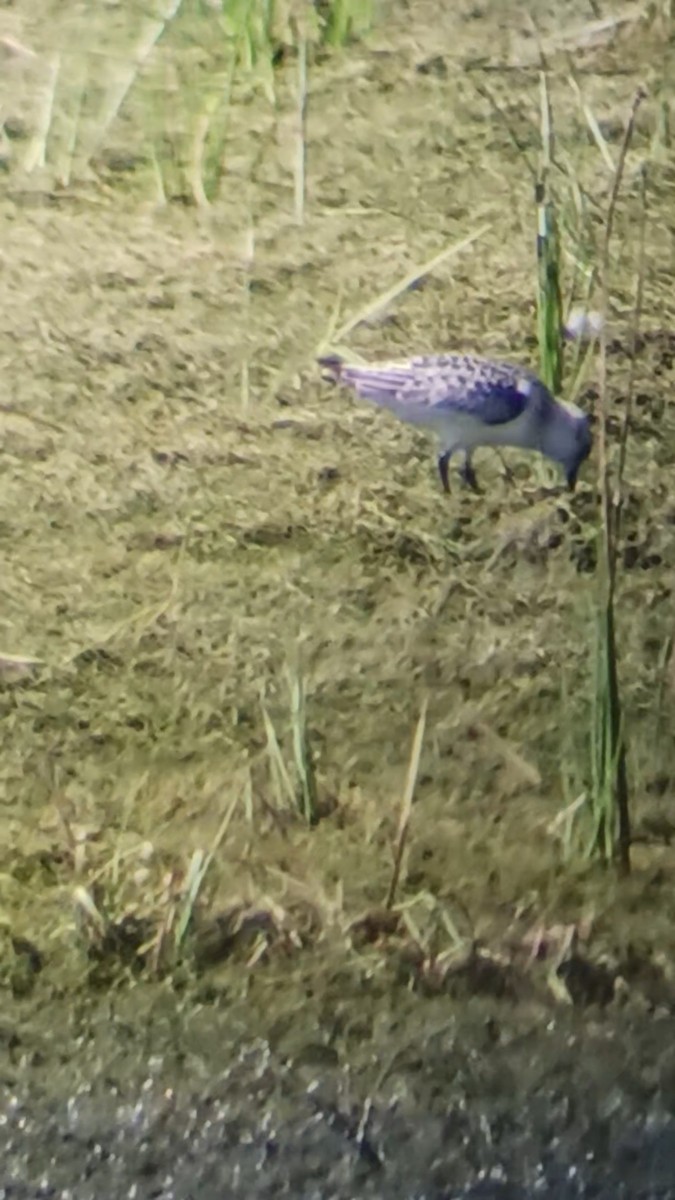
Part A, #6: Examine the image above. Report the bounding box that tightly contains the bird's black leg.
[438,451,451,494]
[459,452,482,493]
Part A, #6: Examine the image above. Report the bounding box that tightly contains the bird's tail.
[318,355,412,404]
[318,354,345,383]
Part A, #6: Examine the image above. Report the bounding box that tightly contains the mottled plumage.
[319,352,592,493]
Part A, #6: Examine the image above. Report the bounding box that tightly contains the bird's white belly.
[433,409,537,454]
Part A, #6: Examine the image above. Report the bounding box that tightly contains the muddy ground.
[1,0,675,1194]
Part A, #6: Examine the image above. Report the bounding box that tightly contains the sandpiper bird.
[319,352,592,494]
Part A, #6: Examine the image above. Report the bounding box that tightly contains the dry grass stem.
[385,699,428,911]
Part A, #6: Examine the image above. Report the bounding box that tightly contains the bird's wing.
[319,354,537,426]
[426,369,534,426]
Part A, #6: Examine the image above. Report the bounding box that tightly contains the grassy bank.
[1,1,675,1013]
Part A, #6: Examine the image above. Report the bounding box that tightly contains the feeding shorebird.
[319,352,592,494]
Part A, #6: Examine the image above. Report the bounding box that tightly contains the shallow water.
[3,993,675,1198]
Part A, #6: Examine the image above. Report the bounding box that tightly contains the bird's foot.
[460,459,482,494]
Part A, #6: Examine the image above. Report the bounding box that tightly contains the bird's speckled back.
[320,352,554,428]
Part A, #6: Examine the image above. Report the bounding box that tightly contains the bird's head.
[542,400,592,490]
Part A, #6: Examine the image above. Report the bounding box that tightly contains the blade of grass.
[568,72,616,174]
[294,29,308,225]
[385,698,428,911]
[320,225,491,351]
[174,788,241,952]
[261,701,297,810]
[470,79,537,179]
[88,0,184,164]
[325,0,373,46]
[188,48,237,207]
[188,110,211,207]
[56,56,88,187]
[615,162,648,520]
[536,69,564,395]
[148,141,168,206]
[591,83,648,873]
[288,666,319,825]
[23,52,60,173]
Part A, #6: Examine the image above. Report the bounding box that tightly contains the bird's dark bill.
[438,453,451,494]
[566,469,578,491]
